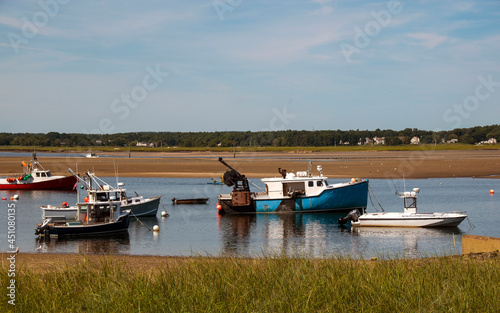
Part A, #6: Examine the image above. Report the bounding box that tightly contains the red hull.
[0,175,77,190]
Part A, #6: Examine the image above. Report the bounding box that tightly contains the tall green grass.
[2,253,499,312]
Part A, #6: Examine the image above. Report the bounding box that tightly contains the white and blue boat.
[41,170,162,221]
[217,158,368,214]
[35,195,130,237]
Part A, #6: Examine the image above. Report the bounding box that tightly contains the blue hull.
[255,180,368,213]
[218,180,368,214]
[48,214,130,236]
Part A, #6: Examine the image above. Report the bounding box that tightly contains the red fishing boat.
[0,153,77,190]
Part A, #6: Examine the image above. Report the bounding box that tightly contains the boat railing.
[0,172,24,177]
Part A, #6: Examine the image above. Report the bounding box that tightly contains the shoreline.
[1,150,499,179]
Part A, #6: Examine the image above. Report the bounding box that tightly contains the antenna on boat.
[403,173,406,193]
[114,160,119,187]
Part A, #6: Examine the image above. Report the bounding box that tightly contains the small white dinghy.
[339,188,467,227]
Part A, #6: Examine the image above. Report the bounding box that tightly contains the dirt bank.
[1,150,499,179]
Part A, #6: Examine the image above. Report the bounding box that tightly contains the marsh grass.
[2,143,499,154]
[2,252,499,312]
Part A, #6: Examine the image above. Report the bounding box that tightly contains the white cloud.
[407,32,448,49]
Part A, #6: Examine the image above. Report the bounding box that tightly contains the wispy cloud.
[407,32,449,49]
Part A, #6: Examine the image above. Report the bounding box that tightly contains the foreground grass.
[2,253,499,312]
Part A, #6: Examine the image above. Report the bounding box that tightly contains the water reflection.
[217,214,256,255]
[37,232,130,254]
[351,227,463,258]
[218,213,346,256]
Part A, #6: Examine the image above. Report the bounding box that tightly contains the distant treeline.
[1,125,499,147]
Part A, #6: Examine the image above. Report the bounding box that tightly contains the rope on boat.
[466,216,475,229]
[368,190,378,212]
[391,179,399,195]
[249,179,265,192]
[368,185,384,212]
[129,211,151,231]
[159,198,169,216]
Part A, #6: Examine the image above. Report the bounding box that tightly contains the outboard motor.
[338,209,360,226]
[35,218,52,236]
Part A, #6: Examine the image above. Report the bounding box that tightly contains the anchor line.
[391,179,399,195]
[368,185,384,212]
[368,190,378,212]
[466,216,475,229]
[159,198,169,216]
[129,210,151,231]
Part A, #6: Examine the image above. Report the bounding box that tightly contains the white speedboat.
[339,188,467,227]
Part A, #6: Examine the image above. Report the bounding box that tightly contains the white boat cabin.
[261,171,331,199]
[86,185,127,203]
[32,168,52,178]
[401,188,420,214]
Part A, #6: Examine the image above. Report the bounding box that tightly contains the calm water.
[1,177,498,259]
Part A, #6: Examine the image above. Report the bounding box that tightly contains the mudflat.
[0,150,499,179]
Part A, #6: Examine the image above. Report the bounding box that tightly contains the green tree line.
[1,125,499,148]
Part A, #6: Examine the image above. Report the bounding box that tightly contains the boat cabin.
[77,198,122,224]
[87,186,127,203]
[400,188,420,214]
[261,172,330,199]
[32,169,52,178]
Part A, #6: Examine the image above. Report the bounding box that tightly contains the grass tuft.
[2,253,499,312]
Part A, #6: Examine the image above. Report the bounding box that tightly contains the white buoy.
[161,211,168,217]
[13,194,19,200]
[153,225,159,232]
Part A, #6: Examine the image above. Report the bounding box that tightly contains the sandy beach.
[1,149,499,179]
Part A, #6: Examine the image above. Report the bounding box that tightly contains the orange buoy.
[351,178,357,183]
[84,197,89,202]
[216,203,222,211]
[490,189,494,195]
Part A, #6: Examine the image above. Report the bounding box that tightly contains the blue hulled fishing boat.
[217,158,368,214]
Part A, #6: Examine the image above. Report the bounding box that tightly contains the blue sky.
[1,0,499,134]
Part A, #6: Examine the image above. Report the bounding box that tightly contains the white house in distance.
[358,137,385,145]
[410,136,420,144]
[477,138,497,145]
[373,136,385,145]
[136,142,157,147]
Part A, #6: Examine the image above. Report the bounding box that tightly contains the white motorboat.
[42,170,162,221]
[339,188,467,227]
[36,195,130,237]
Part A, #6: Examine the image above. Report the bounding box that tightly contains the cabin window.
[41,172,47,177]
[308,181,314,187]
[79,205,88,214]
[47,172,52,177]
[283,182,305,196]
[36,173,40,177]
[317,181,323,187]
[96,192,108,201]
